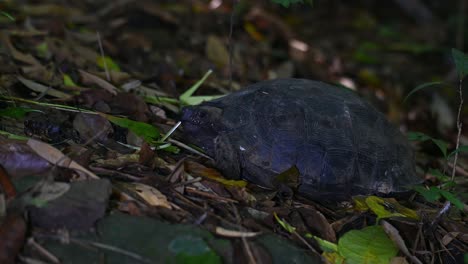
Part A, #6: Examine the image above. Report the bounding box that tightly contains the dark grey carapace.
[181,78,421,200]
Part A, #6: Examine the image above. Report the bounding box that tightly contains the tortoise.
[181,78,421,200]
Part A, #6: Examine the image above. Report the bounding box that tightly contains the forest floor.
[0,1,467,263]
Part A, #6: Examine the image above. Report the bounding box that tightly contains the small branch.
[451,78,464,180]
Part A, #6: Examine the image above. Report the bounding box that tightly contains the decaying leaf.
[130,182,172,209]
[26,139,99,179]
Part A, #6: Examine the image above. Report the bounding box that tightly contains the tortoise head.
[181,105,225,156]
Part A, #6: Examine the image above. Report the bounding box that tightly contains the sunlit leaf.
[196,167,246,187]
[179,70,224,106]
[63,74,77,87]
[97,56,121,72]
[99,113,160,143]
[452,48,468,79]
[365,196,419,220]
[273,212,296,233]
[352,196,369,211]
[404,81,442,102]
[323,252,345,264]
[312,235,338,252]
[338,226,398,264]
[35,42,49,58]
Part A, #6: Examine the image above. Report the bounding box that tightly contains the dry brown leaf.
[79,70,118,95]
[26,139,99,179]
[17,76,70,99]
[131,183,172,209]
[1,33,42,66]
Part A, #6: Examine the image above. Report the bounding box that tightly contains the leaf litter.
[0,1,467,264]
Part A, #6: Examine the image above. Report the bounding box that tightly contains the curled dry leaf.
[26,139,99,179]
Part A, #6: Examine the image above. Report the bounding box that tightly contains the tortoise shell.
[181,78,420,200]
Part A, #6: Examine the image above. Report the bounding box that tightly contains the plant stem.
[451,78,464,180]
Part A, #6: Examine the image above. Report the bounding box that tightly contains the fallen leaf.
[26,139,99,179]
[130,182,172,209]
[79,70,118,95]
[17,76,70,99]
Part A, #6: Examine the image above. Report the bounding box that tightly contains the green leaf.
[364,196,419,220]
[0,130,29,140]
[157,144,180,153]
[179,70,224,106]
[99,113,160,143]
[96,56,121,72]
[407,131,431,141]
[1,11,15,21]
[414,186,441,202]
[404,81,442,102]
[452,48,468,79]
[428,168,451,182]
[63,74,77,87]
[0,107,37,119]
[448,145,468,157]
[432,138,449,158]
[273,212,296,233]
[312,235,338,252]
[439,190,465,210]
[35,42,49,58]
[407,132,449,158]
[338,226,398,264]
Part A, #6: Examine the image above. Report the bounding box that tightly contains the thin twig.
[97,31,111,82]
[451,78,464,180]
[231,204,257,264]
